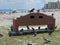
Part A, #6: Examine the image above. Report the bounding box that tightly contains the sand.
[0,13,28,26]
[0,12,60,29]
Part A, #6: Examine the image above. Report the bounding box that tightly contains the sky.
[0,0,60,9]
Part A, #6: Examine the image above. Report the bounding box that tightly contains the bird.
[37,9,40,13]
[28,8,35,13]
[32,28,37,37]
[27,26,30,29]
[28,43,32,45]
[20,28,23,31]
[10,26,13,31]
[0,34,3,38]
[43,38,51,43]
[38,26,40,29]
[55,26,57,29]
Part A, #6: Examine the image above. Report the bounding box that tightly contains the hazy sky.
[0,0,60,9]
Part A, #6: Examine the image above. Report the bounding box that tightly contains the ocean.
[0,9,27,13]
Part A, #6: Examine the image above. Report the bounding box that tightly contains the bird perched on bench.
[55,26,57,29]
[28,8,35,13]
[20,28,23,31]
[38,26,40,29]
[43,38,51,43]
[37,9,40,13]
[32,28,37,37]
[27,26,30,29]
[10,26,14,31]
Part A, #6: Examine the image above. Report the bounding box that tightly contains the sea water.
[0,9,27,13]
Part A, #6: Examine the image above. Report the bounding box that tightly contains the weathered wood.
[13,13,55,32]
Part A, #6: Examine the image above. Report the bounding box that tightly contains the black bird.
[27,26,30,29]
[20,28,23,31]
[28,8,35,13]
[38,26,40,29]
[37,9,40,13]
[28,43,32,45]
[0,34,3,38]
[10,26,13,31]
[43,38,51,43]
[55,26,57,29]
[32,28,37,37]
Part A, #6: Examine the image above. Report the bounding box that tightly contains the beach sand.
[0,13,28,26]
